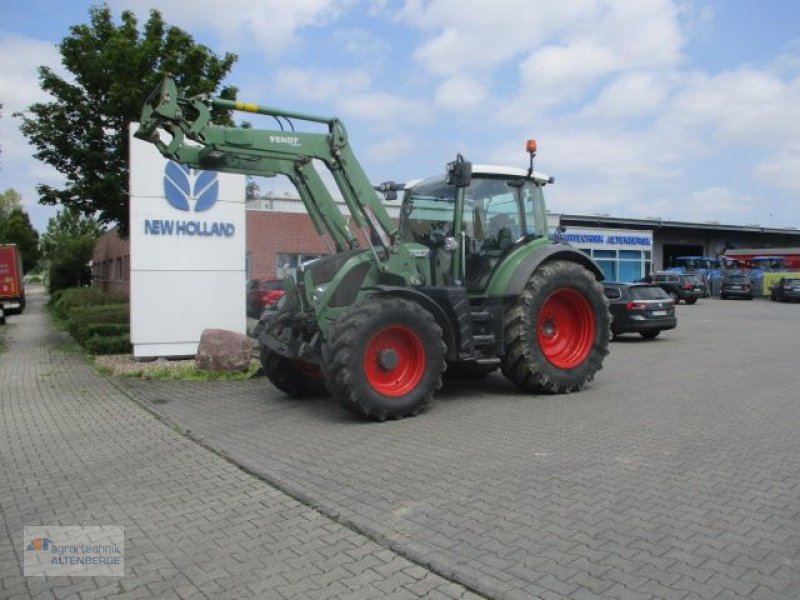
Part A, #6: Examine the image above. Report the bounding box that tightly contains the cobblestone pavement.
[0,294,480,599]
[126,298,800,600]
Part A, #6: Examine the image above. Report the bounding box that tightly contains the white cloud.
[583,73,669,120]
[0,33,67,228]
[399,0,596,76]
[338,92,430,124]
[274,68,371,102]
[668,68,800,146]
[0,34,62,112]
[113,0,353,55]
[365,134,416,162]
[753,144,800,192]
[434,76,486,112]
[679,187,757,222]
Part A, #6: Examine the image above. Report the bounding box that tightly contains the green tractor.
[136,77,610,420]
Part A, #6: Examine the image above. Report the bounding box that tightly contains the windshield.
[399,179,456,245]
[464,177,547,240]
[400,175,548,246]
[630,286,670,300]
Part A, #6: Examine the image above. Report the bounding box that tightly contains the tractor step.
[473,334,496,347]
[475,357,501,366]
[469,310,491,322]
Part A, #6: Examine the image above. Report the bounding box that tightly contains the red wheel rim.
[537,288,595,368]
[363,325,425,397]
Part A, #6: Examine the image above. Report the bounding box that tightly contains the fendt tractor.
[136,77,610,420]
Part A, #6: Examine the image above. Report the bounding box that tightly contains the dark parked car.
[246,279,286,317]
[603,282,677,339]
[770,277,800,302]
[652,272,702,304]
[720,273,754,300]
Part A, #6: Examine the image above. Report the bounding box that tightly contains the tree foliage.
[40,207,104,292]
[0,201,41,273]
[16,6,237,237]
[0,188,22,220]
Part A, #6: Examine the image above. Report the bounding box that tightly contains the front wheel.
[501,260,610,394]
[260,348,327,398]
[323,297,445,420]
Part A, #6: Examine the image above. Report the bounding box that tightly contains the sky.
[1,0,800,232]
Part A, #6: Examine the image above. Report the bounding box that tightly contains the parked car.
[0,305,5,325]
[769,277,800,302]
[603,282,677,339]
[652,272,702,304]
[720,273,754,300]
[246,279,286,317]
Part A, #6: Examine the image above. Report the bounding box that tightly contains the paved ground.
[124,297,800,600]
[0,294,479,599]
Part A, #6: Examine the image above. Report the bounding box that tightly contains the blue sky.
[2,0,800,232]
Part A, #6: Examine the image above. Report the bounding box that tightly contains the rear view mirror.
[445,154,472,187]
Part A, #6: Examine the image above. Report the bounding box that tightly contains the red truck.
[0,244,26,317]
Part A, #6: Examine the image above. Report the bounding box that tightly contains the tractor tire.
[322,297,445,420]
[444,362,498,380]
[260,347,327,398]
[639,330,660,339]
[501,260,610,394]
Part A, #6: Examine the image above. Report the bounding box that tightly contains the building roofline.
[558,213,800,236]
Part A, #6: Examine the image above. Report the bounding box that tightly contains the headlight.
[311,284,328,303]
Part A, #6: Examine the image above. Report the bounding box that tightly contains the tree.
[0,206,41,273]
[0,188,22,220]
[16,6,237,237]
[40,208,103,292]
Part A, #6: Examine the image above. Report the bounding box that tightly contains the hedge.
[52,287,131,354]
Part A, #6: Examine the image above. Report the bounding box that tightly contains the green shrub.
[85,323,130,338]
[67,304,130,343]
[52,287,128,319]
[83,334,131,355]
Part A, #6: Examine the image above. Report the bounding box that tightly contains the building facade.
[94,193,800,291]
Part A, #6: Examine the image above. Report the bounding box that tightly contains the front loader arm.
[134,76,397,253]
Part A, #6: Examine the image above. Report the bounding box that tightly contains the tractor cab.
[399,165,551,291]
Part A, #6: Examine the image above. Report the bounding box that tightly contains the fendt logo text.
[144,161,235,238]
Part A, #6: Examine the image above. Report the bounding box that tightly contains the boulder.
[195,328,252,372]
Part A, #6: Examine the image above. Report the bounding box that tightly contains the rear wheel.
[323,297,445,420]
[670,292,679,304]
[501,260,609,393]
[260,348,327,398]
[639,330,660,339]
[685,297,698,305]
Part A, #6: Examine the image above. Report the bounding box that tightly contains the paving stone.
[0,295,473,599]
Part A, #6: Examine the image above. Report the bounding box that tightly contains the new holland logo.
[143,161,235,238]
[164,162,219,212]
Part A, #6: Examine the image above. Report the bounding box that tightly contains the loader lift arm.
[135,76,397,255]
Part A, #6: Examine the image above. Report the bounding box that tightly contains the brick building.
[92,228,130,295]
[244,193,400,280]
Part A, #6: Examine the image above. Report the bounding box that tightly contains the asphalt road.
[127,296,800,599]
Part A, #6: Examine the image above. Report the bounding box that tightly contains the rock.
[195,328,252,372]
